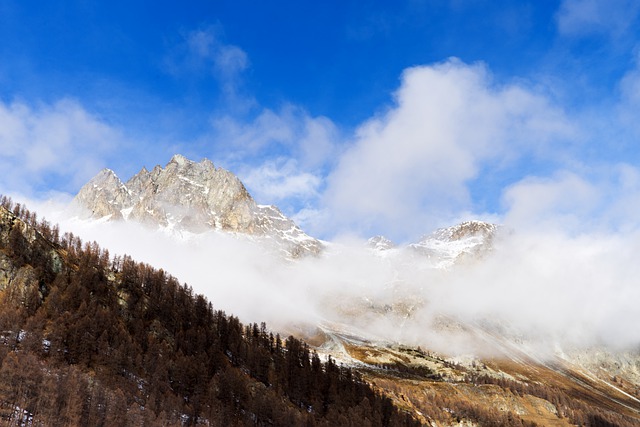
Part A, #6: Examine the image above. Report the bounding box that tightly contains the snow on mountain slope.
[409,221,499,268]
[367,220,499,268]
[71,154,322,258]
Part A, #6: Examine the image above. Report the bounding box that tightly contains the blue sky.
[2,0,640,241]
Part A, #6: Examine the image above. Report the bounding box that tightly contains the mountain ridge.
[72,154,322,258]
[0,197,420,426]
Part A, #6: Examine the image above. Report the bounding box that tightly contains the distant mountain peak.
[367,235,396,251]
[408,220,499,267]
[72,155,322,257]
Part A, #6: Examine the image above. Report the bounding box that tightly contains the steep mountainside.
[72,154,321,258]
[303,322,640,426]
[0,197,419,427]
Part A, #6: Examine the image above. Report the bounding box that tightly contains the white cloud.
[556,0,640,37]
[616,51,640,137]
[214,44,249,78]
[213,108,297,154]
[502,172,599,232]
[161,24,342,229]
[239,159,321,204]
[442,228,640,349]
[0,98,120,196]
[321,58,573,240]
[212,105,339,168]
[168,25,249,78]
[33,201,640,355]
[211,105,339,220]
[620,64,640,104]
[163,25,253,112]
[185,27,249,78]
[502,164,640,235]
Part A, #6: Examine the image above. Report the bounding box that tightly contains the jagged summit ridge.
[72,155,322,257]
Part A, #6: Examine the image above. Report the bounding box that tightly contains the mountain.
[3,196,640,425]
[72,154,322,258]
[0,197,419,427]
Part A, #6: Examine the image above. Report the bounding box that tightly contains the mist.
[30,199,640,358]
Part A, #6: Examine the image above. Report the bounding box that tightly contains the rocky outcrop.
[72,154,322,257]
[0,206,57,307]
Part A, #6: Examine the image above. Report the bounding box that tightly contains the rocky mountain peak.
[168,153,191,167]
[72,155,322,257]
[72,168,130,220]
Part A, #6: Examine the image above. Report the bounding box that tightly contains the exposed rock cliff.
[72,154,322,257]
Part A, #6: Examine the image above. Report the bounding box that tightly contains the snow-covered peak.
[364,221,499,268]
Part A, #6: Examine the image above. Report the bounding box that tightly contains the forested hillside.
[0,196,420,426]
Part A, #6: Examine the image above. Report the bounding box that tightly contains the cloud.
[441,228,640,350]
[502,171,599,232]
[616,50,640,137]
[321,58,573,240]
[210,105,339,222]
[556,0,640,37]
[239,159,321,204]
[212,105,339,168]
[212,108,297,155]
[502,164,640,235]
[185,26,249,78]
[0,98,121,196]
[32,200,640,356]
[164,25,253,111]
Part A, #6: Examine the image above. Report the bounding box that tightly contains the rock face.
[72,154,322,257]
[0,206,60,305]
